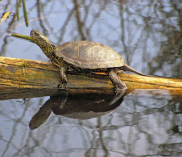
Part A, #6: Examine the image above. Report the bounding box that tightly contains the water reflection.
[1,90,182,156]
[29,93,124,130]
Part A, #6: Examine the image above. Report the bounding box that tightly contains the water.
[0,1,182,156]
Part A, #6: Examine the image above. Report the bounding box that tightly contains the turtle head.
[30,30,55,59]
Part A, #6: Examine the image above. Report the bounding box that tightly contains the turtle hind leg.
[108,69,127,95]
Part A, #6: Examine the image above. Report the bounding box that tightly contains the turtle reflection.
[29,93,124,130]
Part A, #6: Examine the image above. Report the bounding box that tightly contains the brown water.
[0,1,182,156]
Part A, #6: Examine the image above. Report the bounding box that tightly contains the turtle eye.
[34,32,39,37]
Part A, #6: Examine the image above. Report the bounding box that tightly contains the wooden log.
[0,56,182,100]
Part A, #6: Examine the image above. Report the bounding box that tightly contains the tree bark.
[0,56,182,100]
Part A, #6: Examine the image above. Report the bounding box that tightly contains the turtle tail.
[121,64,148,76]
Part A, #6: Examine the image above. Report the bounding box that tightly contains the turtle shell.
[55,41,125,69]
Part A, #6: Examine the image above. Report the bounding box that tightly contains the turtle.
[30,29,147,94]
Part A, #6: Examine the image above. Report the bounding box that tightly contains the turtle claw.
[58,83,68,91]
[57,84,68,95]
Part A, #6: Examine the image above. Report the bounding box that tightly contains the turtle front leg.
[108,68,127,95]
[58,60,68,90]
[59,66,67,89]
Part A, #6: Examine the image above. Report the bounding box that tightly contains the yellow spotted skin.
[30,30,147,93]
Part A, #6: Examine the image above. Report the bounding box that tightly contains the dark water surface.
[0,1,182,156]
